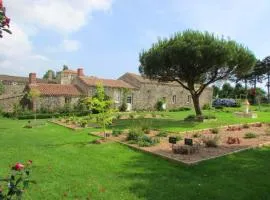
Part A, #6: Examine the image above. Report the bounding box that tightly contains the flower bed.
[92,122,270,165]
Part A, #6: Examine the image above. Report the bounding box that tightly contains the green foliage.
[42,70,56,79]
[203,135,220,147]
[243,124,250,129]
[0,81,4,95]
[139,30,256,116]
[244,132,257,139]
[156,131,168,137]
[155,99,165,111]
[0,161,35,200]
[137,135,160,147]
[119,88,129,112]
[63,65,69,70]
[127,128,144,141]
[112,130,123,137]
[202,104,211,110]
[169,107,191,112]
[83,83,116,137]
[210,128,219,134]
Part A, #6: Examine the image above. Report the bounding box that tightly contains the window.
[127,95,133,104]
[65,97,71,104]
[187,95,192,104]
[172,95,176,104]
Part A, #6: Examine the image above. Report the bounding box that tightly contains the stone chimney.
[29,73,37,85]
[77,68,84,76]
[48,70,53,80]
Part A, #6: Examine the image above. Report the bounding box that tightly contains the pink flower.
[0,0,3,9]
[14,163,24,171]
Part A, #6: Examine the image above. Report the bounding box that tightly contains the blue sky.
[1,0,270,81]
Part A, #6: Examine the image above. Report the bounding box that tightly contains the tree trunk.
[191,94,202,116]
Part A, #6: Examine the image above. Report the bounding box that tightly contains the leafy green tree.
[0,81,4,95]
[139,30,256,116]
[212,86,220,98]
[219,83,234,98]
[84,83,115,137]
[27,88,41,120]
[43,70,56,79]
[261,56,270,103]
[63,65,69,70]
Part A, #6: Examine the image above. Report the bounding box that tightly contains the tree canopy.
[43,70,56,79]
[139,30,256,116]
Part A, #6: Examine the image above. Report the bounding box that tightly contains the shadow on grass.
[120,147,270,200]
[111,118,198,131]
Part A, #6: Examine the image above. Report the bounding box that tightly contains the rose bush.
[0,160,35,200]
[0,0,11,38]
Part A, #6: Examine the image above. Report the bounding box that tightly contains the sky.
[0,0,270,81]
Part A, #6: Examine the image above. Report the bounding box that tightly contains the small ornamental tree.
[139,30,256,116]
[27,89,41,120]
[84,83,115,137]
[261,56,270,103]
[0,0,11,38]
[0,81,4,95]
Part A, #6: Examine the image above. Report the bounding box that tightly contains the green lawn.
[112,108,270,132]
[1,117,270,199]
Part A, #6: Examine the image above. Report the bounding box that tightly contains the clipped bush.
[192,132,201,138]
[137,135,160,147]
[242,123,250,129]
[202,135,219,147]
[127,128,144,141]
[112,130,123,137]
[129,113,135,119]
[169,107,191,112]
[210,128,219,134]
[202,103,211,110]
[156,131,168,137]
[244,132,257,139]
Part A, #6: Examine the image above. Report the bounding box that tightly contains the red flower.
[0,0,3,10]
[14,163,25,171]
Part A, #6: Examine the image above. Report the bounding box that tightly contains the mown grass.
[1,116,270,199]
[112,107,270,132]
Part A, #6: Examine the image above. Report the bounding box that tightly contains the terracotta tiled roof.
[123,73,180,86]
[0,75,52,84]
[62,69,77,74]
[29,84,82,96]
[79,76,134,89]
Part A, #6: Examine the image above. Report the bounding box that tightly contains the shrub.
[0,160,35,200]
[242,124,250,129]
[202,136,219,147]
[24,121,33,129]
[129,113,135,119]
[119,103,127,112]
[210,128,219,134]
[184,114,216,122]
[156,99,165,111]
[244,132,257,139]
[79,119,88,128]
[192,132,201,138]
[202,103,211,110]
[127,128,144,141]
[156,131,168,137]
[169,107,191,112]
[174,135,182,142]
[112,130,123,137]
[137,135,160,147]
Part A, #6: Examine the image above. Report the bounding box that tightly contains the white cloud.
[7,0,113,34]
[0,0,113,76]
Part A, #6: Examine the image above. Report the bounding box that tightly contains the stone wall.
[0,83,26,112]
[36,96,80,111]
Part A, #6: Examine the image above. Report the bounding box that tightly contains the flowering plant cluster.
[0,160,35,200]
[0,0,11,38]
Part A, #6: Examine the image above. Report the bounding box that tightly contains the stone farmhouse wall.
[0,95,24,112]
[36,96,80,111]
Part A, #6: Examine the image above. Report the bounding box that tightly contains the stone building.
[119,73,213,110]
[0,68,213,112]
